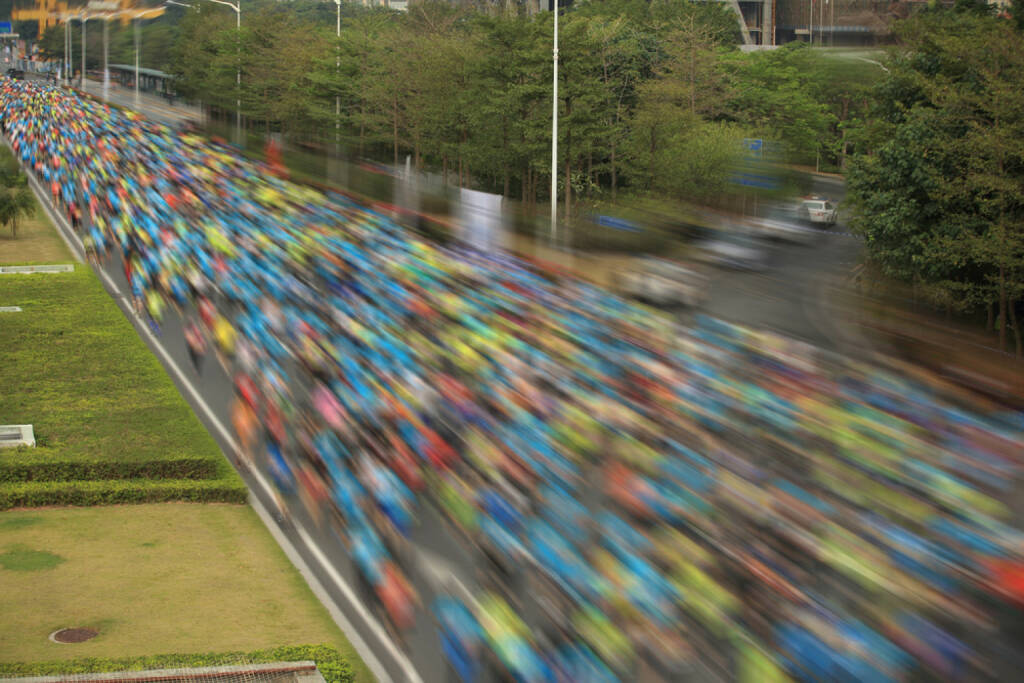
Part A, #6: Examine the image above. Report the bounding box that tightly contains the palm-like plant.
[0,187,37,238]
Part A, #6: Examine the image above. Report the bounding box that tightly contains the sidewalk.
[77,78,200,126]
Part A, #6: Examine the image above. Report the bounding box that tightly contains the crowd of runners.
[5,77,1024,682]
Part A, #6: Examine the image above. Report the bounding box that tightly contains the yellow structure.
[13,0,165,36]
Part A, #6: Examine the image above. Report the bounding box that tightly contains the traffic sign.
[0,23,12,35]
[596,215,642,232]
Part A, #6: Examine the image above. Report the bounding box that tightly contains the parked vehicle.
[616,257,708,308]
[5,69,24,80]
[799,197,838,227]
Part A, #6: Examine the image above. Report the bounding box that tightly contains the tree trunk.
[587,148,593,198]
[358,105,365,159]
[610,139,617,199]
[1011,299,1022,358]
[392,96,399,170]
[839,97,850,170]
[522,165,528,203]
[565,157,571,222]
[648,128,656,190]
[999,264,1007,352]
[443,154,448,185]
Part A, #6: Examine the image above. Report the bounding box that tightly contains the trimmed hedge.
[0,644,354,683]
[0,456,220,482]
[0,477,248,510]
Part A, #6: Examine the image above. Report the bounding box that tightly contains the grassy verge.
[0,199,73,266]
[0,645,355,683]
[0,268,229,476]
[0,505,372,683]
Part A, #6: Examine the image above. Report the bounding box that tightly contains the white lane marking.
[17,143,422,683]
[247,489,394,683]
[414,547,480,612]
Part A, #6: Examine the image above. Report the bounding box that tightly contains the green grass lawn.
[0,204,74,265]
[0,268,228,475]
[0,504,372,683]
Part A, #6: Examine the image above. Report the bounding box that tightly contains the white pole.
[63,18,68,85]
[235,6,241,142]
[134,18,140,103]
[81,16,86,90]
[809,0,813,46]
[549,0,558,246]
[103,17,109,102]
[335,0,340,159]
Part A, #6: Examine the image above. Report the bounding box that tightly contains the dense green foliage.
[158,0,873,209]
[0,268,244,507]
[0,645,354,683]
[0,455,219,482]
[847,10,1024,352]
[0,146,34,237]
[0,478,248,510]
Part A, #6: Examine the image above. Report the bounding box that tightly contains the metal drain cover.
[49,628,98,644]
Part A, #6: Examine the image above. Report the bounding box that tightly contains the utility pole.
[134,17,140,102]
[103,16,108,101]
[81,14,86,89]
[335,0,340,161]
[550,0,558,246]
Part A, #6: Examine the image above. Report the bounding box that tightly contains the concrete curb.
[1,661,320,683]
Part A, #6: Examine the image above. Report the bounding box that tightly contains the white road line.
[16,140,423,683]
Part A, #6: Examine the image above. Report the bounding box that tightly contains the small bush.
[0,478,248,510]
[0,456,220,482]
[0,645,354,683]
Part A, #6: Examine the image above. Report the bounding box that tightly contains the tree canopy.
[847,10,1024,351]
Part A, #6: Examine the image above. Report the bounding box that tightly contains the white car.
[799,198,838,227]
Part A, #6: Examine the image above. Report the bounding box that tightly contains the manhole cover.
[49,628,98,644]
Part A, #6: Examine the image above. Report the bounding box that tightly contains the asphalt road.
[38,186,861,683]
[700,177,862,352]
[14,82,865,681]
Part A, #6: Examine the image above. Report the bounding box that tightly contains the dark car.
[5,68,24,80]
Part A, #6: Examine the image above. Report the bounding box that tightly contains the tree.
[0,187,36,239]
[724,43,832,167]
[847,12,1024,353]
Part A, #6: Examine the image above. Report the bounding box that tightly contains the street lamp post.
[103,15,109,100]
[167,0,240,139]
[132,7,166,104]
[202,0,241,141]
[81,13,86,90]
[550,0,558,246]
[334,0,340,160]
[63,15,68,85]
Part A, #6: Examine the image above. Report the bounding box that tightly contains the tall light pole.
[549,0,558,246]
[131,7,166,104]
[63,14,68,85]
[334,0,340,161]
[81,12,87,90]
[200,0,241,141]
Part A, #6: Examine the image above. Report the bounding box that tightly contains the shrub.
[0,478,248,510]
[0,456,221,482]
[0,644,354,683]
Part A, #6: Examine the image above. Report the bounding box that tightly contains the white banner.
[457,188,503,253]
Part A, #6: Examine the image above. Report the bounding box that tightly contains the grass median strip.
[0,268,236,499]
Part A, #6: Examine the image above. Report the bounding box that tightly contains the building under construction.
[12,0,164,37]
[732,0,924,46]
